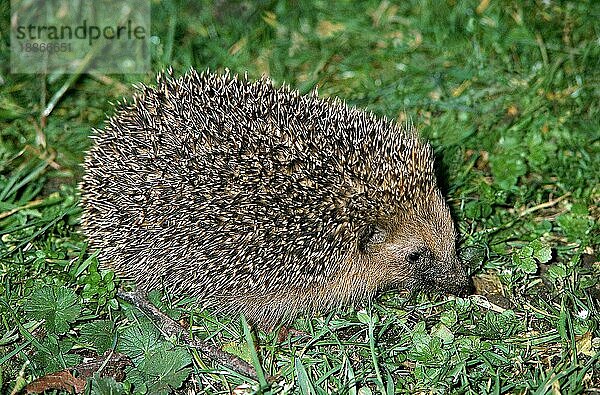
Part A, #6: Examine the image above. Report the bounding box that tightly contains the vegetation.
[1,0,598,393]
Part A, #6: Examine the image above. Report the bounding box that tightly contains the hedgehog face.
[364,193,469,296]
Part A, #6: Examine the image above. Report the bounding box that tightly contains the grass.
[1,0,599,393]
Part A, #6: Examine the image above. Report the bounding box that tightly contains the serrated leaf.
[533,245,552,263]
[80,320,116,354]
[89,374,126,395]
[518,246,534,259]
[137,343,191,395]
[123,368,148,394]
[521,257,537,273]
[440,310,457,327]
[571,203,589,216]
[464,201,492,219]
[530,240,552,263]
[25,285,81,335]
[556,213,593,239]
[513,254,537,274]
[117,321,161,362]
[490,154,527,189]
[547,264,567,279]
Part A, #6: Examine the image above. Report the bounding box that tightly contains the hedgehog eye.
[407,248,429,264]
[358,224,387,252]
[407,251,421,263]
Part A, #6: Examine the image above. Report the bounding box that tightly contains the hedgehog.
[80,69,469,329]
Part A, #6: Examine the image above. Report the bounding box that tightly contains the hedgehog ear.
[358,224,387,252]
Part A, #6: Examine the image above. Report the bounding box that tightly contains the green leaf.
[358,387,373,395]
[558,305,568,341]
[80,320,116,354]
[440,310,457,327]
[579,275,597,290]
[556,212,593,239]
[222,341,252,363]
[431,323,454,345]
[118,321,191,395]
[241,314,268,389]
[547,264,567,280]
[24,285,81,335]
[409,323,448,366]
[117,321,161,363]
[295,358,316,395]
[512,253,537,274]
[123,368,148,394]
[356,309,371,324]
[464,201,492,219]
[454,336,482,357]
[519,246,534,259]
[490,154,527,189]
[474,310,522,339]
[571,203,589,216]
[521,257,537,273]
[88,374,126,395]
[31,335,82,374]
[531,240,552,263]
[137,343,192,395]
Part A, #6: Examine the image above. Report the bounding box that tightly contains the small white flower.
[578,310,589,320]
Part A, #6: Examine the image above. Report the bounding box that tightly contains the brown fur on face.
[371,190,469,295]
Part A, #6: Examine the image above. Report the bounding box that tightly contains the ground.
[0,0,599,394]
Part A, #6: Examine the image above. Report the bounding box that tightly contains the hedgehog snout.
[432,257,470,296]
[398,245,470,296]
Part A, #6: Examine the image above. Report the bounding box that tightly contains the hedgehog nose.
[450,264,472,296]
[440,260,471,296]
[453,275,473,297]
